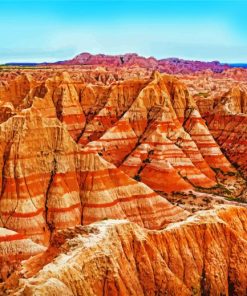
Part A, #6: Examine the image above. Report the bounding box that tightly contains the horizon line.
[1,52,246,65]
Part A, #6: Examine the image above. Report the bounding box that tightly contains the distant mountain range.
[51,52,231,73]
[3,53,247,73]
[3,62,39,67]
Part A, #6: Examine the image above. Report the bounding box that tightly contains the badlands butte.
[0,52,246,295]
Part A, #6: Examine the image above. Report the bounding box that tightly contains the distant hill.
[3,62,39,66]
[50,52,231,74]
[3,54,247,73]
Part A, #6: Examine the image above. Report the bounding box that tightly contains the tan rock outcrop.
[8,205,247,296]
[0,228,45,283]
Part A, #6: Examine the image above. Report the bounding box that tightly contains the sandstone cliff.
[5,205,247,296]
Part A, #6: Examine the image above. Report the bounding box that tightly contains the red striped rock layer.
[78,79,148,145]
[78,151,187,228]
[85,73,233,192]
[11,205,247,296]
[0,228,45,282]
[0,108,81,245]
[206,114,247,178]
[0,71,87,141]
[183,109,233,173]
[23,72,86,141]
[0,105,187,245]
[0,71,149,143]
[192,83,247,178]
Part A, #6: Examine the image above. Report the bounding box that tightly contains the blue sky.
[0,0,246,63]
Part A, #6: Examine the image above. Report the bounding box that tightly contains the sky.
[0,0,247,63]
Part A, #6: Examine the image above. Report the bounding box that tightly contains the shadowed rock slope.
[204,85,247,179]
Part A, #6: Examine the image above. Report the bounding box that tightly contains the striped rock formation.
[78,151,187,228]
[0,106,80,245]
[0,65,246,295]
[46,72,86,141]
[206,114,247,178]
[8,205,247,296]
[85,73,233,192]
[203,85,247,178]
[214,85,247,114]
[0,99,187,245]
[22,72,86,141]
[0,228,45,282]
[78,79,148,145]
[183,108,233,173]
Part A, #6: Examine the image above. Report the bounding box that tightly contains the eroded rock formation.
[0,62,246,295]
[0,98,187,245]
[5,206,247,296]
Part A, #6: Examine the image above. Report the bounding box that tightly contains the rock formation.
[0,94,187,245]
[0,228,45,283]
[5,205,247,296]
[0,61,246,295]
[85,73,233,193]
[53,52,231,73]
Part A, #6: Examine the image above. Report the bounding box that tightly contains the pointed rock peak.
[58,71,72,82]
[150,70,163,81]
[47,71,72,85]
[185,107,201,118]
[13,72,33,84]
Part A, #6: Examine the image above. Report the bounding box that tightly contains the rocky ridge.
[4,205,247,296]
[54,52,231,74]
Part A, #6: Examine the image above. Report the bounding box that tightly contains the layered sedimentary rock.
[0,98,187,245]
[46,72,86,141]
[78,151,187,228]
[85,73,233,192]
[22,72,86,141]
[0,73,33,107]
[183,108,232,173]
[0,106,80,244]
[78,79,148,145]
[6,205,247,296]
[194,85,247,178]
[0,228,45,282]
[0,63,246,295]
[206,114,247,178]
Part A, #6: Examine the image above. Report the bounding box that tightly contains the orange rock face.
[7,206,247,296]
[85,73,233,192]
[0,228,45,283]
[0,89,187,245]
[183,74,247,179]
[0,64,246,295]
